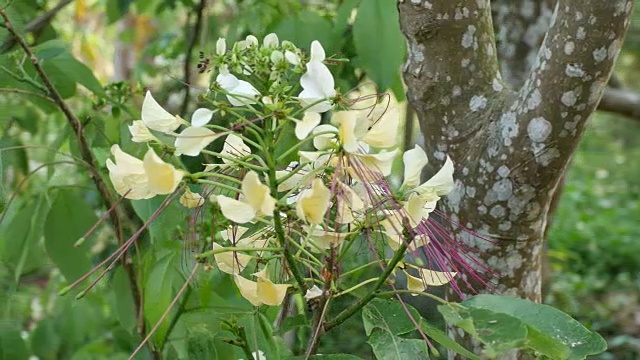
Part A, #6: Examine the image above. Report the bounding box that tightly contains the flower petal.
[174,126,219,156]
[309,40,326,62]
[296,178,331,224]
[221,133,251,164]
[356,149,400,177]
[141,91,182,133]
[415,156,454,196]
[143,148,183,195]
[404,270,426,295]
[216,195,256,223]
[362,107,399,149]
[257,277,291,306]
[402,145,429,189]
[191,108,214,127]
[212,243,251,274]
[128,120,157,143]
[234,274,262,306]
[179,188,204,208]
[417,268,457,286]
[294,112,321,140]
[242,171,276,216]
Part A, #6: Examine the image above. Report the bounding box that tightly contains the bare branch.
[0,0,74,53]
[399,0,501,131]
[598,87,640,121]
[514,1,634,175]
[179,0,207,116]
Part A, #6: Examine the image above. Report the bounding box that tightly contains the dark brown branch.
[0,8,159,360]
[179,0,207,116]
[1,0,74,53]
[598,87,640,121]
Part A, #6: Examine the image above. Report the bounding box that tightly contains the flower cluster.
[107,33,471,307]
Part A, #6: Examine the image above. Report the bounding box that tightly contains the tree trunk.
[398,0,633,357]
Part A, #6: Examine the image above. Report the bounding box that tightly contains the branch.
[598,87,640,122]
[179,0,207,116]
[513,1,634,173]
[399,1,501,129]
[0,8,158,359]
[0,0,74,53]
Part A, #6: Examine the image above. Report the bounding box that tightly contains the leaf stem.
[324,241,408,331]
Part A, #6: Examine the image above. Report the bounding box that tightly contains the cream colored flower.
[296,178,331,224]
[128,120,157,143]
[140,91,183,133]
[217,68,260,106]
[212,243,251,274]
[221,133,251,164]
[143,148,183,195]
[216,171,276,223]
[293,112,322,140]
[234,266,291,306]
[106,145,153,200]
[403,268,457,295]
[179,188,204,208]
[298,41,336,113]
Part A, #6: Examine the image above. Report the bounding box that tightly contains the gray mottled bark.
[398,0,633,357]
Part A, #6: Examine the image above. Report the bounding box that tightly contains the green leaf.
[30,318,62,360]
[367,328,429,360]
[131,196,187,244]
[143,248,182,345]
[111,267,137,333]
[32,40,104,97]
[362,298,420,337]
[287,355,364,359]
[274,314,310,335]
[420,321,480,360]
[107,0,134,24]
[1,194,49,281]
[438,304,529,358]
[274,10,334,52]
[44,188,96,282]
[463,295,607,359]
[352,0,406,98]
[0,322,29,360]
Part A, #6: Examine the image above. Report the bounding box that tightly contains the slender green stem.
[275,131,337,164]
[195,246,283,260]
[194,179,243,194]
[236,326,255,360]
[324,241,408,331]
[340,260,382,278]
[200,150,267,171]
[263,118,308,294]
[333,277,380,297]
[190,171,242,184]
[376,290,449,304]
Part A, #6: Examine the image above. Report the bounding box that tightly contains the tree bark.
[398,0,633,357]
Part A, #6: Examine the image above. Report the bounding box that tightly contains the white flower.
[298,41,336,113]
[296,178,331,224]
[270,50,284,64]
[402,145,429,189]
[217,69,260,106]
[190,108,214,127]
[174,126,220,156]
[220,133,252,165]
[128,120,157,143]
[293,112,321,140]
[106,145,154,200]
[304,285,324,300]
[139,91,183,133]
[216,171,276,223]
[143,148,183,195]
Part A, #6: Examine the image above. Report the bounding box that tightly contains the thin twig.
[0,87,55,102]
[179,0,207,116]
[0,8,156,359]
[128,263,200,360]
[1,0,74,53]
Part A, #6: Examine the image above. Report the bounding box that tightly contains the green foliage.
[440,295,608,359]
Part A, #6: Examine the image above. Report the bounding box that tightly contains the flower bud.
[270,50,284,64]
[245,35,259,47]
[263,33,279,48]
[284,50,300,65]
[216,37,226,56]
